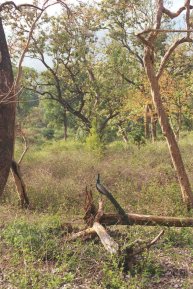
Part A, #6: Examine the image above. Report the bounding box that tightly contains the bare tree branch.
[14,10,45,92]
[163,2,193,19]
[0,1,43,11]
[157,37,193,79]
[138,29,193,35]
[18,129,29,164]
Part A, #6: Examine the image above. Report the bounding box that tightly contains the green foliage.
[2,217,62,260]
[129,123,145,147]
[164,228,193,248]
[102,256,127,289]
[42,127,55,140]
[85,119,105,153]
[2,216,74,289]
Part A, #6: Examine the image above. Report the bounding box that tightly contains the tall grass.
[4,134,193,216]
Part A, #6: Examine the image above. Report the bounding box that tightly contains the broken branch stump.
[93,221,119,254]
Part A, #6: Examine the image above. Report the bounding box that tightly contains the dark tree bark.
[0,17,15,196]
[63,108,68,141]
[151,112,157,142]
[144,104,151,139]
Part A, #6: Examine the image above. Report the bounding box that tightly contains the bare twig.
[128,230,164,257]
[18,130,29,164]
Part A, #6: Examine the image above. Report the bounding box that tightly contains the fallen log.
[68,199,119,254]
[95,175,193,228]
[100,213,193,227]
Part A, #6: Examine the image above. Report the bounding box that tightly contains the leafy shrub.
[42,128,55,140]
[85,119,105,154]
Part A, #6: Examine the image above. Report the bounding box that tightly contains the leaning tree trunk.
[0,17,15,196]
[144,47,193,209]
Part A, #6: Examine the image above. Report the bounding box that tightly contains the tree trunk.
[144,47,193,208]
[151,113,157,142]
[100,213,193,227]
[175,108,182,141]
[63,108,68,141]
[118,124,128,143]
[144,104,151,139]
[0,18,15,197]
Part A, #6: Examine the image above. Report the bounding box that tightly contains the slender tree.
[137,0,193,208]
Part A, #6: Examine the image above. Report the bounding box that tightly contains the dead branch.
[70,196,119,253]
[122,229,164,270]
[68,187,165,258]
[18,129,29,164]
[129,230,164,257]
[95,198,104,222]
[93,222,119,254]
[11,160,29,208]
[67,227,96,241]
[83,187,97,226]
[100,213,193,227]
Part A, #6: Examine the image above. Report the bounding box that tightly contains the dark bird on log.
[96,174,130,224]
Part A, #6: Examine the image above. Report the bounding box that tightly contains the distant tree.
[22,5,122,137]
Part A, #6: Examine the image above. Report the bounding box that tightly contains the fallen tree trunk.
[100,213,193,227]
[95,176,193,227]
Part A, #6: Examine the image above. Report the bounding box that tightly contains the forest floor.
[1,135,193,289]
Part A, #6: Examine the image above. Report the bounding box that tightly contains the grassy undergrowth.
[1,135,193,288]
